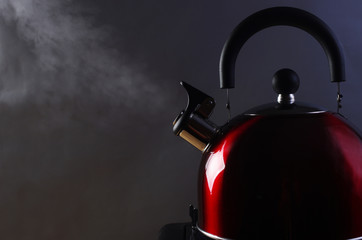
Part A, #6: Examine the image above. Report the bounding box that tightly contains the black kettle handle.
[220,7,345,89]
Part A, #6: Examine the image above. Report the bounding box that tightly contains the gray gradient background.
[0,0,361,239]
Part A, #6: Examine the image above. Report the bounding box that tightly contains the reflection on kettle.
[160,7,362,240]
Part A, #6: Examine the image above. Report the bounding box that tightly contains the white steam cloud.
[0,1,171,239]
[0,0,164,123]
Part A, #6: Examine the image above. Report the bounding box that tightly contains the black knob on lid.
[272,68,300,105]
[272,68,300,94]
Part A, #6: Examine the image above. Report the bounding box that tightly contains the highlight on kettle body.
[164,6,362,240]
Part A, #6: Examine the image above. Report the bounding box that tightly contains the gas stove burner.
[159,206,362,240]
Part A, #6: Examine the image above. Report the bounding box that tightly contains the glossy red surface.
[198,112,362,239]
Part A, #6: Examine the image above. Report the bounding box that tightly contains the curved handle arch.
[220,7,345,89]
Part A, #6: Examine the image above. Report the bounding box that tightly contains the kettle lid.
[244,68,326,116]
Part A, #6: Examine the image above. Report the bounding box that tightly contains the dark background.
[0,0,361,239]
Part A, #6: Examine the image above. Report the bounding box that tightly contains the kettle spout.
[173,82,219,152]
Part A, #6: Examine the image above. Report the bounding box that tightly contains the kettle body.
[198,111,362,239]
[172,7,362,240]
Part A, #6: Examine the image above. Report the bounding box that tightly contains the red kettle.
[172,7,362,240]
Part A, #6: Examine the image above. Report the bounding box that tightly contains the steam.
[0,0,165,125]
[0,2,171,238]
